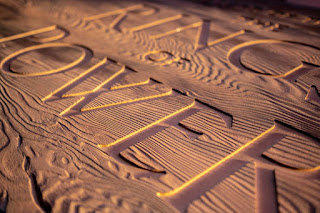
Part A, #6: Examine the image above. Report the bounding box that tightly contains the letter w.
[41,58,171,116]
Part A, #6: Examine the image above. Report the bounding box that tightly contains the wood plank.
[0,0,319,212]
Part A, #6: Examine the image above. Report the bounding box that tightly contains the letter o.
[227,40,320,75]
[0,43,92,77]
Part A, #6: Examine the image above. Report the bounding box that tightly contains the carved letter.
[157,121,320,212]
[83,4,157,31]
[42,59,174,117]
[130,18,246,51]
[227,40,320,81]
[0,43,92,77]
[0,25,68,44]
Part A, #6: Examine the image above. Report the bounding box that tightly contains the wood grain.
[0,0,319,212]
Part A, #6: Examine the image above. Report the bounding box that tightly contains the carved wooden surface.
[0,0,319,212]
